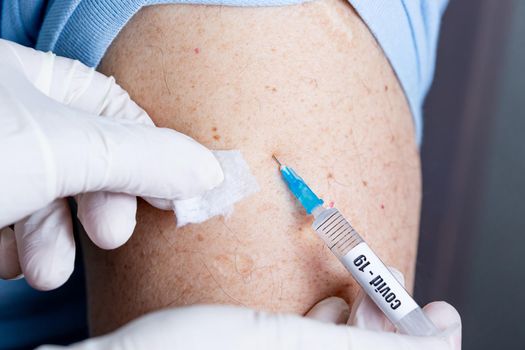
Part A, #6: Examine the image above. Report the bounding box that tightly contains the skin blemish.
[194,47,200,54]
[327,172,334,179]
[362,180,368,187]
[234,254,254,277]
[197,234,204,241]
[381,204,385,209]
[211,127,219,140]
[214,254,231,264]
[384,85,388,91]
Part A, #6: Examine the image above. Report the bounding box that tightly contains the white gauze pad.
[171,150,259,227]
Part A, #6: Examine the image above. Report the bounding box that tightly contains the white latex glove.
[0,39,224,290]
[38,270,461,350]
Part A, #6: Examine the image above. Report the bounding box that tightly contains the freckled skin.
[83,0,421,335]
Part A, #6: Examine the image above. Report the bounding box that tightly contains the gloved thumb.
[304,296,350,324]
[423,302,462,350]
[44,109,224,200]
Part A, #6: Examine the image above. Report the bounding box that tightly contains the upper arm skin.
[83,0,421,335]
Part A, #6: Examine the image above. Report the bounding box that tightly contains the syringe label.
[340,242,418,323]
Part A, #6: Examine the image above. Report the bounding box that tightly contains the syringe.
[273,156,438,336]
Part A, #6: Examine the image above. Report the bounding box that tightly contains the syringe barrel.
[396,306,439,336]
[312,207,438,336]
[312,207,364,257]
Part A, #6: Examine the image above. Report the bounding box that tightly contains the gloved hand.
[0,39,224,290]
[38,270,461,350]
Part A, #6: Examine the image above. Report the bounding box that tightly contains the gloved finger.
[38,306,353,350]
[37,305,455,350]
[46,111,224,201]
[348,289,387,330]
[0,39,152,126]
[51,55,153,125]
[348,266,405,331]
[142,197,175,211]
[14,199,75,290]
[0,226,22,279]
[76,192,137,250]
[423,302,462,350]
[0,39,52,87]
[304,297,350,324]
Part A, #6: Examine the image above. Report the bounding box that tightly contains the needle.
[272,154,282,167]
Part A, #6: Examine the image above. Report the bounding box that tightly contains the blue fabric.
[0,278,87,349]
[0,203,88,349]
[348,0,448,143]
[0,0,48,46]
[0,0,447,143]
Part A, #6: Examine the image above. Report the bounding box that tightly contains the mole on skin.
[212,126,220,140]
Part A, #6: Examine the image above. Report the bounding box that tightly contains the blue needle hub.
[277,162,324,214]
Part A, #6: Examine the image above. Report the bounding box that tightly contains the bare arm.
[83,0,421,335]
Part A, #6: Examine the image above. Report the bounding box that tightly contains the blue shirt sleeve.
[347,0,448,144]
[0,0,49,46]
